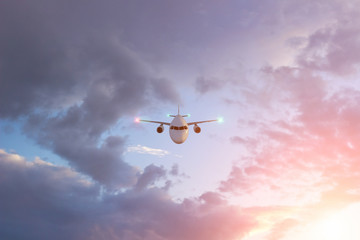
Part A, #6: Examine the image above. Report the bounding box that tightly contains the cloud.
[0,1,183,188]
[267,218,299,240]
[0,149,259,240]
[230,136,248,145]
[297,16,360,75]
[0,0,180,120]
[0,149,99,240]
[126,145,171,157]
[24,111,138,188]
[0,1,85,118]
[223,65,360,193]
[199,191,226,206]
[221,62,360,236]
[219,6,360,234]
[195,76,227,94]
[285,36,307,49]
[134,164,167,191]
[151,78,181,104]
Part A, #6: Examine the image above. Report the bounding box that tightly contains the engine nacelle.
[193,124,201,133]
[157,125,164,133]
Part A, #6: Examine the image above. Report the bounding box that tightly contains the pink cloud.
[224,58,360,236]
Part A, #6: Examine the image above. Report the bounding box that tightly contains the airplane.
[135,106,221,144]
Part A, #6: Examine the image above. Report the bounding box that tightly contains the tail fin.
[169,105,183,117]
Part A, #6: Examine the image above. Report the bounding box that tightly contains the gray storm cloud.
[0,150,257,240]
[0,1,180,187]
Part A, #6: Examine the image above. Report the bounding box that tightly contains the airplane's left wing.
[187,120,217,125]
[140,120,170,125]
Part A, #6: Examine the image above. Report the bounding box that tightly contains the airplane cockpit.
[170,126,188,130]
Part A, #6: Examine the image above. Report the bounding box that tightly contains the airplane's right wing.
[140,120,170,125]
[187,120,218,125]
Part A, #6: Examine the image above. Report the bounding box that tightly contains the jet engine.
[193,124,201,133]
[157,125,164,133]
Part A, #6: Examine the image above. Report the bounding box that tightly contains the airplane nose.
[170,133,184,144]
[169,129,189,144]
[172,138,183,144]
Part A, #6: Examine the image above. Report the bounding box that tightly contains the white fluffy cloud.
[127,145,171,157]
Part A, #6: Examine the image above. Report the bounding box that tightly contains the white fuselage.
[169,115,189,144]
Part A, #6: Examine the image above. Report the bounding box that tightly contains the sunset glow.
[289,204,360,240]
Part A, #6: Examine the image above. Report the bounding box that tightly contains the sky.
[1,0,360,239]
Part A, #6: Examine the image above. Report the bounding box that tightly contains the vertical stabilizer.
[169,105,182,117]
